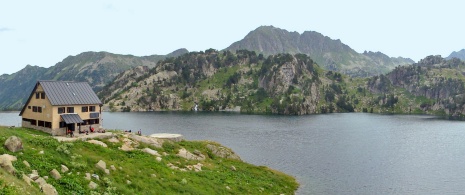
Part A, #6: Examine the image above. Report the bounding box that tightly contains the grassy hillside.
[0,126,298,194]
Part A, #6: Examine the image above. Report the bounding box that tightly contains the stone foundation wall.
[22,121,66,136]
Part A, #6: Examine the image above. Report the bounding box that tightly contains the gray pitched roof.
[39,81,102,105]
[61,114,84,124]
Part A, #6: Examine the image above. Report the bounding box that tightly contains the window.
[67,107,74,113]
[58,107,65,114]
[59,122,66,128]
[35,92,39,99]
[45,122,51,128]
[31,120,37,126]
[90,112,99,118]
[37,106,42,113]
[28,106,31,109]
[82,106,88,112]
[40,92,45,99]
[32,106,38,112]
[89,106,96,112]
[38,120,44,127]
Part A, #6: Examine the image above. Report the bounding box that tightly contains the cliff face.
[99,50,336,115]
[368,55,465,116]
[226,26,414,77]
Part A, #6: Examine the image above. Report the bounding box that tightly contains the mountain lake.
[1,111,465,194]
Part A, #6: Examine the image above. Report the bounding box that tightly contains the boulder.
[142,148,161,156]
[4,136,23,152]
[61,164,69,173]
[41,184,58,195]
[88,181,98,189]
[95,160,106,171]
[0,154,17,174]
[87,140,108,148]
[177,148,205,161]
[129,134,163,148]
[50,169,61,180]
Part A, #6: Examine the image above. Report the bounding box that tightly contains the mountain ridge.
[226,26,414,77]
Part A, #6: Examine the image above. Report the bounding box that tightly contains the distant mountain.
[446,49,465,61]
[0,49,188,110]
[225,26,414,77]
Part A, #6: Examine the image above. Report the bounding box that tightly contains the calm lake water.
[2,111,465,194]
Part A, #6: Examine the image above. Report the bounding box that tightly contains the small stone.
[126,180,131,185]
[23,174,33,185]
[35,177,47,186]
[151,174,156,177]
[181,178,187,184]
[61,164,69,173]
[88,181,98,189]
[23,160,30,168]
[50,169,61,180]
[110,165,116,171]
[104,169,110,175]
[108,137,120,143]
[39,150,44,154]
[156,157,162,162]
[85,173,91,180]
[231,165,236,171]
[28,173,40,180]
[32,170,38,175]
[44,176,49,180]
[119,167,123,170]
[87,140,108,147]
[226,186,231,190]
[96,160,106,171]
[92,174,100,180]
[42,183,58,195]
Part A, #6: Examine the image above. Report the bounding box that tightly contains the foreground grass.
[0,126,298,194]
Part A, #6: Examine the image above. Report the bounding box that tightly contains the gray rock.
[110,165,116,171]
[50,169,61,180]
[95,160,106,171]
[4,136,23,152]
[43,176,49,180]
[32,170,38,175]
[142,147,161,156]
[41,183,58,195]
[104,169,110,175]
[231,165,236,171]
[61,164,69,173]
[39,150,44,154]
[88,181,98,189]
[156,157,162,162]
[206,144,241,160]
[126,180,131,185]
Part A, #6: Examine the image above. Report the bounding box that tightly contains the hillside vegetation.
[98,49,465,118]
[0,49,188,111]
[0,126,298,194]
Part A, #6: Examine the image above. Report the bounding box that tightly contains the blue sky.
[1,0,464,75]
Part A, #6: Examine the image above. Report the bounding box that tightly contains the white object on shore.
[150,133,184,142]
